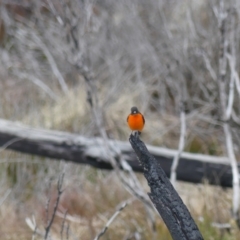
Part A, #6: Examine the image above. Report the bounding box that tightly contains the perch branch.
[129,133,203,240]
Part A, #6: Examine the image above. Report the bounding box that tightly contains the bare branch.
[170,103,187,186]
[201,51,217,82]
[60,209,68,240]
[0,188,11,207]
[223,123,239,218]
[225,54,235,120]
[94,199,131,240]
[31,31,68,94]
[45,173,64,240]
[13,70,58,100]
[25,215,45,239]
[129,133,203,240]
[47,0,64,26]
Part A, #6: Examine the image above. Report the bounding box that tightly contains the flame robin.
[127,106,145,133]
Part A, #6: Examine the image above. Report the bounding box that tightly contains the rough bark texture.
[129,133,203,240]
[0,119,236,187]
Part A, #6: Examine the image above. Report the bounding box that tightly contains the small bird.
[127,106,145,134]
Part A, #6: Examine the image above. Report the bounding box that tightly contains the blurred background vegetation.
[0,0,240,239]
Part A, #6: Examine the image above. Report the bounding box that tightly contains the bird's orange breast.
[127,113,145,131]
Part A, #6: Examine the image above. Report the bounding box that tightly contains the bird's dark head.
[131,106,139,114]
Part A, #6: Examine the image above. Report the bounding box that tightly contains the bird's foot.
[131,130,141,137]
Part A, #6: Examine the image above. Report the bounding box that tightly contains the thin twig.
[170,102,186,186]
[13,70,58,100]
[47,0,64,25]
[31,31,68,94]
[225,54,235,119]
[25,216,45,238]
[45,174,64,240]
[61,209,68,240]
[45,180,52,227]
[0,189,11,206]
[66,222,70,240]
[0,137,23,153]
[201,51,217,82]
[56,211,83,224]
[94,200,131,240]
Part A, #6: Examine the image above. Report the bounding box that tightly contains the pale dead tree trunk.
[216,0,240,220]
[170,101,186,186]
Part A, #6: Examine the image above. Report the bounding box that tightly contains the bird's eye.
[133,111,136,114]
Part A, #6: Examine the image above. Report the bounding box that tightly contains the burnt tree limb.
[0,119,237,187]
[129,133,203,240]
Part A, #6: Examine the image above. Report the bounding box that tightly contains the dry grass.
[0,161,238,240]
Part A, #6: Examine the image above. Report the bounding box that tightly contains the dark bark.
[129,133,204,240]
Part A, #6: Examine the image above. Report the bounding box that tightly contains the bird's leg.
[132,131,141,137]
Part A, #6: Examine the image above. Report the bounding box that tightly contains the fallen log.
[0,118,236,187]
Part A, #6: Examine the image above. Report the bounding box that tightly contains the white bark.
[170,110,186,186]
[223,123,239,218]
